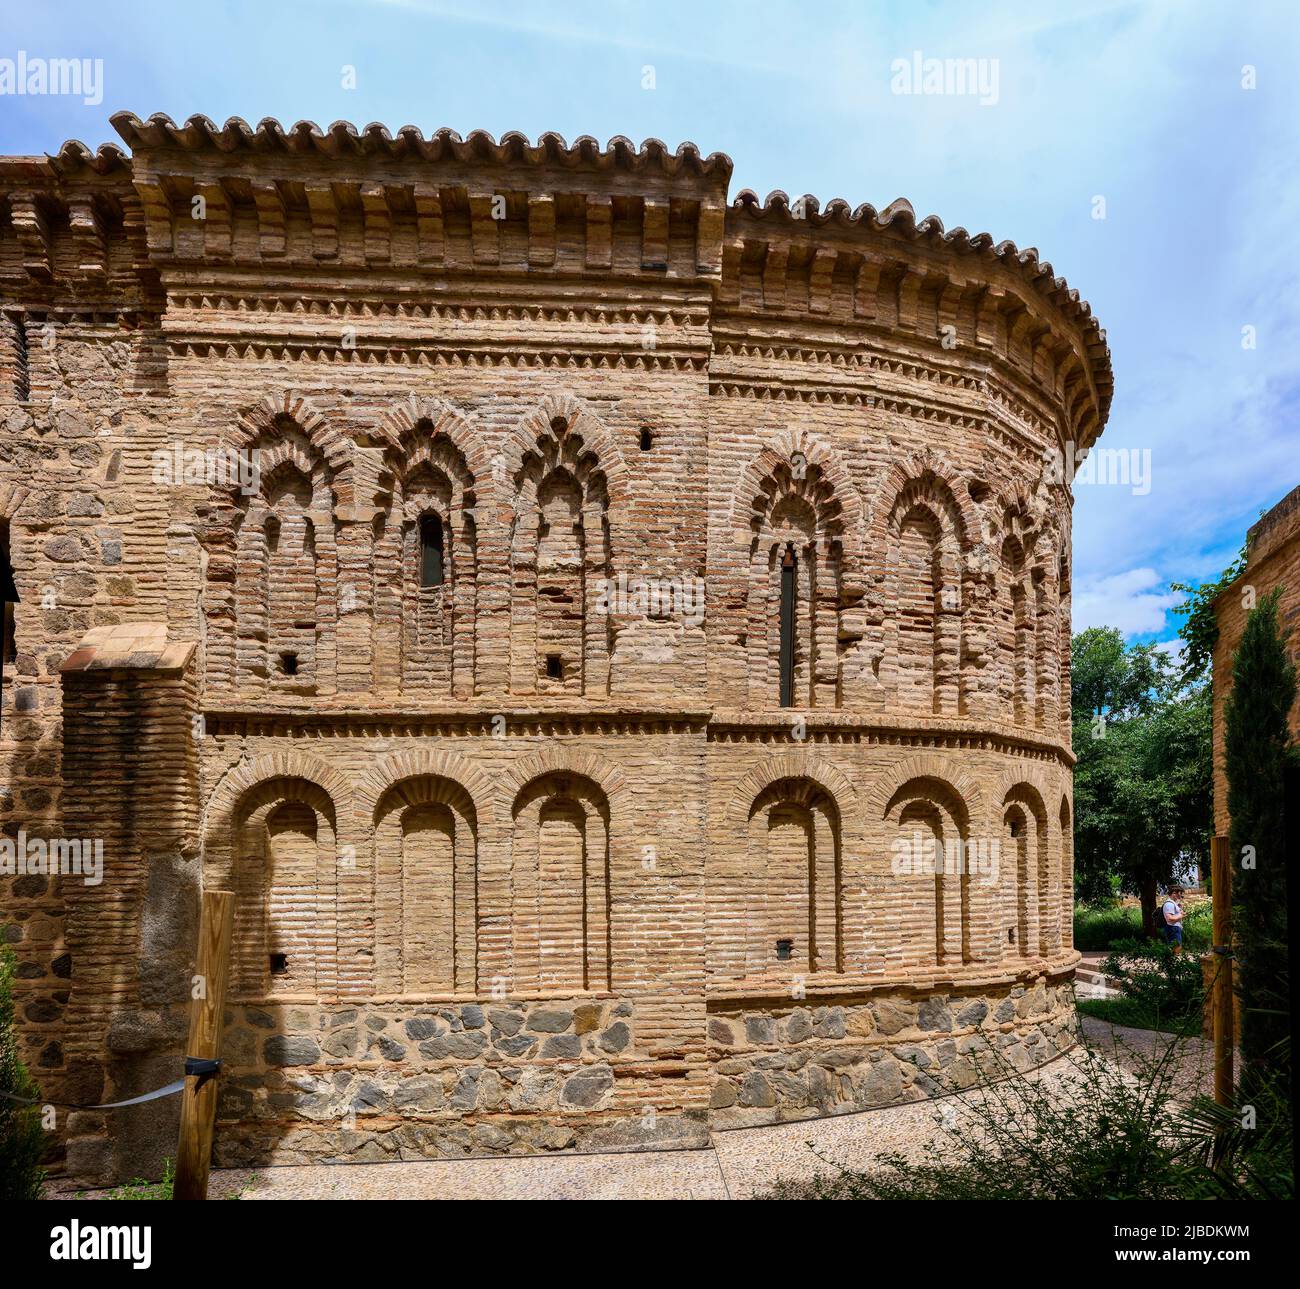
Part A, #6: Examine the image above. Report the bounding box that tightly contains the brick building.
[0,114,1111,1183]
[1213,484,1300,836]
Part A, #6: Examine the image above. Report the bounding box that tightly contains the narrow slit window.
[545,654,563,680]
[10,314,29,403]
[778,544,796,708]
[1,522,16,667]
[639,427,654,451]
[420,514,445,588]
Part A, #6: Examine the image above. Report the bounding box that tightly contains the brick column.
[58,623,199,1185]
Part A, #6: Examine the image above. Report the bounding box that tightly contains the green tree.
[1224,588,1295,1075]
[1170,543,1246,686]
[1071,625,1169,721]
[0,940,46,1200]
[1071,628,1212,928]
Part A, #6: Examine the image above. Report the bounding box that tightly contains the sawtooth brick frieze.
[0,116,1110,1183]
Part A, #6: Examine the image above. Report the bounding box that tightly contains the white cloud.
[1154,637,1187,665]
[1073,567,1180,637]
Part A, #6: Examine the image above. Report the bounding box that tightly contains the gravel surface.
[1079,1014,1221,1101]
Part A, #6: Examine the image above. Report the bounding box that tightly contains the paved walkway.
[1082,1011,1220,1100]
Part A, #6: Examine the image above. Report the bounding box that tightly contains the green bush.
[1224,588,1294,1078]
[1073,899,1214,955]
[761,1029,1292,1200]
[1099,937,1205,1028]
[0,940,46,1201]
[1181,901,1213,954]
[1073,903,1142,950]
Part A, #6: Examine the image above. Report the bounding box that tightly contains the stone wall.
[213,995,709,1165]
[708,976,1077,1128]
[0,116,1111,1183]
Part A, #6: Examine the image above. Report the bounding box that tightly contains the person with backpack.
[1157,885,1186,953]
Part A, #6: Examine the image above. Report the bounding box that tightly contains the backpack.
[1152,903,1167,930]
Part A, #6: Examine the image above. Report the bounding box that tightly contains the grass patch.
[105,1159,174,1201]
[1076,995,1202,1036]
[1073,903,1142,950]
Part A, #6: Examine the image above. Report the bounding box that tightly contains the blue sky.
[2,0,1297,650]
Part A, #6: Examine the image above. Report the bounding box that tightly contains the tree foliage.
[0,941,45,1200]
[1170,543,1246,686]
[1070,627,1212,924]
[1223,588,1295,1075]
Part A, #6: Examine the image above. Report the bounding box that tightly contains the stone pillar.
[58,623,199,1185]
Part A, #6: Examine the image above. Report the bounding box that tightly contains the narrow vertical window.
[0,524,14,648]
[779,544,796,708]
[1,523,17,737]
[4,313,30,403]
[420,514,445,588]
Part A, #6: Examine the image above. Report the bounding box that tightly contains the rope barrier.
[0,1057,219,1109]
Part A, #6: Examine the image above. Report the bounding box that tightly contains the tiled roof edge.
[730,188,1112,429]
[104,112,734,179]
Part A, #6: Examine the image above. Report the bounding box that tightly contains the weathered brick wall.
[195,724,712,1165]
[0,116,1111,1182]
[1212,485,1300,835]
[0,221,167,1158]
[58,626,199,1182]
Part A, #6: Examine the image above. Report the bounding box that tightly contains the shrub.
[761,1028,1292,1201]
[1183,1030,1292,1199]
[0,940,46,1201]
[1074,899,1212,955]
[763,1035,1199,1200]
[1224,588,1294,1078]
[1181,901,1213,954]
[1099,937,1205,1029]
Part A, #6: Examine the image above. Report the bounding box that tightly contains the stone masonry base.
[708,975,1077,1130]
[181,973,1079,1169]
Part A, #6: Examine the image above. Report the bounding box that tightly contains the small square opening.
[279,652,299,676]
[775,938,794,962]
[269,952,289,976]
[545,654,563,680]
[639,427,654,451]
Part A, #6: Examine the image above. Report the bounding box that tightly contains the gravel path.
[1079,1014,1222,1101]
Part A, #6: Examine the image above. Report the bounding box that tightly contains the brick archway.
[726,750,857,827]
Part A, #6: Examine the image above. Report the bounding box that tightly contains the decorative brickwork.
[0,117,1111,1182]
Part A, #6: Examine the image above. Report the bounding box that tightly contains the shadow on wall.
[195,762,702,1169]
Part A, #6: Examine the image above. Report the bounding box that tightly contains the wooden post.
[173,890,234,1201]
[1210,836,1234,1108]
